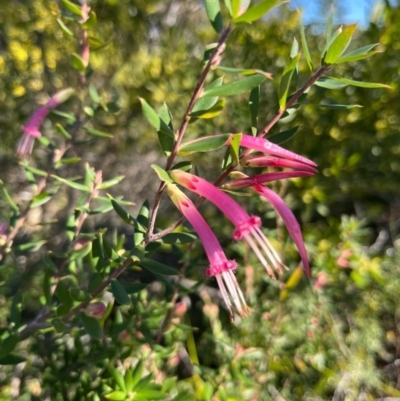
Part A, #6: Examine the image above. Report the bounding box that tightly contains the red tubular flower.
[167,183,248,319]
[17,88,74,156]
[242,155,318,174]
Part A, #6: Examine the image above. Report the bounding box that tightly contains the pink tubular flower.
[227,134,316,168]
[242,155,318,174]
[222,171,314,190]
[169,170,286,279]
[17,88,74,156]
[166,183,248,319]
[252,185,310,276]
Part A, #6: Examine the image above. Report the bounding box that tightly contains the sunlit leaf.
[60,0,83,16]
[326,76,391,89]
[324,24,357,64]
[279,53,301,110]
[139,98,175,138]
[205,0,223,33]
[178,134,231,155]
[201,74,266,97]
[300,19,313,71]
[234,0,280,24]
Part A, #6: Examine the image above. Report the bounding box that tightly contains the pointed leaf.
[228,132,242,165]
[0,354,26,365]
[224,0,232,15]
[51,175,89,191]
[139,98,175,138]
[71,53,86,71]
[157,103,174,156]
[162,232,197,244]
[299,20,313,71]
[85,128,113,138]
[110,197,137,225]
[279,53,301,110]
[202,74,266,97]
[316,103,362,109]
[109,366,126,392]
[111,279,131,305]
[56,18,73,36]
[139,259,179,276]
[178,134,231,155]
[326,76,391,89]
[324,24,357,64]
[192,77,223,113]
[190,99,225,119]
[269,126,300,145]
[315,78,348,89]
[123,283,148,294]
[233,0,279,24]
[336,50,381,63]
[2,185,19,212]
[60,0,83,16]
[104,391,127,400]
[249,86,259,135]
[151,164,173,183]
[205,0,223,33]
[98,176,125,190]
[55,123,72,139]
[81,313,102,339]
[216,66,272,78]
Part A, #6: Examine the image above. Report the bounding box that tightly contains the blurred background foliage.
[0,0,400,399]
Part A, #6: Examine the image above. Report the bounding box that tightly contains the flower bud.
[86,302,106,318]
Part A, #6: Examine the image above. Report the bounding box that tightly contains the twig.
[146,25,232,240]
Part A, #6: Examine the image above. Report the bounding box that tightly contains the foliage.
[0,0,399,400]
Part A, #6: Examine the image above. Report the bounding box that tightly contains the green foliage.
[0,0,398,400]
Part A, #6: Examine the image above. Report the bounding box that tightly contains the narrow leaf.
[60,0,83,16]
[178,134,231,155]
[80,312,103,340]
[216,66,272,78]
[316,103,363,109]
[139,259,179,276]
[201,74,266,97]
[249,86,260,136]
[51,175,89,191]
[139,98,175,138]
[0,354,26,365]
[192,77,223,113]
[315,78,348,89]
[234,0,279,24]
[269,126,300,145]
[2,185,19,212]
[151,164,172,183]
[326,76,391,89]
[157,103,174,156]
[56,18,73,36]
[299,20,313,71]
[98,176,125,190]
[55,123,72,139]
[85,128,113,138]
[335,50,381,64]
[111,279,131,305]
[324,24,357,64]
[162,232,197,244]
[205,0,223,33]
[104,391,127,401]
[279,53,301,110]
[190,99,225,119]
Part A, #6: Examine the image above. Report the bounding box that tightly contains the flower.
[242,155,318,174]
[227,134,316,168]
[86,302,107,318]
[17,88,74,156]
[222,170,314,190]
[252,185,310,275]
[169,170,286,279]
[166,183,248,319]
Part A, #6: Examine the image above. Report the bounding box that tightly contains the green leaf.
[60,0,83,16]
[55,123,72,139]
[151,164,173,183]
[111,280,131,305]
[52,318,65,333]
[228,132,242,165]
[89,83,100,103]
[82,11,97,29]
[80,312,103,340]
[56,18,73,36]
[15,240,47,251]
[190,99,225,119]
[335,43,380,63]
[123,283,148,294]
[104,391,127,401]
[316,103,363,109]
[20,161,47,177]
[224,0,232,15]
[51,175,89,191]
[171,161,192,172]
[1,185,19,212]
[85,128,114,138]
[162,232,197,244]
[325,76,391,89]
[84,106,94,116]
[192,77,223,113]
[202,74,266,97]
[205,0,223,33]
[109,366,126,392]
[70,53,86,71]
[55,278,73,308]
[130,360,144,390]
[0,335,19,358]
[278,53,301,110]
[110,197,136,226]
[139,98,175,138]
[157,103,174,156]
[249,86,259,136]
[299,19,313,71]
[178,134,230,155]
[324,24,357,64]
[315,78,348,89]
[269,126,300,145]
[88,272,103,293]
[139,259,179,276]
[0,354,26,365]
[98,176,125,190]
[233,0,279,24]
[216,66,272,78]
[232,0,250,18]
[31,192,52,208]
